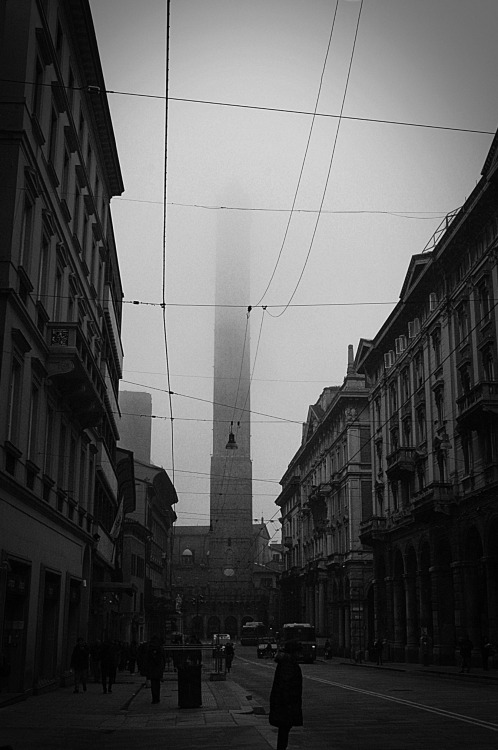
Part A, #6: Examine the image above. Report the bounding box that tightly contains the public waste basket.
[177,664,202,708]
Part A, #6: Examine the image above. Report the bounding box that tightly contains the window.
[61,144,70,201]
[416,406,426,444]
[402,417,412,447]
[67,67,75,109]
[434,387,444,425]
[57,422,67,489]
[44,405,55,476]
[27,383,40,462]
[33,56,44,119]
[48,104,58,166]
[69,434,77,498]
[414,351,424,390]
[478,281,490,324]
[73,186,81,239]
[459,364,472,395]
[400,368,410,403]
[482,347,495,382]
[457,302,469,344]
[54,19,63,56]
[462,432,473,475]
[79,445,87,505]
[432,329,442,368]
[7,356,23,445]
[19,195,34,270]
[182,549,194,566]
[38,235,50,302]
[54,267,63,320]
[389,382,398,417]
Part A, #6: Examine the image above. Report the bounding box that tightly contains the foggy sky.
[89,0,498,538]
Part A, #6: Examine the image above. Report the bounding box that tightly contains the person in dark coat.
[459,634,473,673]
[147,636,166,704]
[269,640,303,750]
[70,637,90,693]
[224,641,234,673]
[100,639,119,694]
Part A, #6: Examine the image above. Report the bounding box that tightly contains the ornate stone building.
[357,128,498,665]
[277,347,373,657]
[0,0,126,695]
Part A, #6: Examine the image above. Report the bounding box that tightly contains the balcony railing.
[412,482,454,520]
[386,447,416,479]
[457,381,498,427]
[47,322,106,427]
[359,516,387,545]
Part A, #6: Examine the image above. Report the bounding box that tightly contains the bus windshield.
[282,624,316,642]
[240,622,267,645]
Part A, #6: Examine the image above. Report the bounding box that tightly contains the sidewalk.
[335,656,498,683]
[0,667,275,749]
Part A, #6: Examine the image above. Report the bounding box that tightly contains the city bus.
[281,622,317,663]
[240,621,267,645]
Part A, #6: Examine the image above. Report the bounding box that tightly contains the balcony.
[412,482,454,521]
[457,381,498,428]
[359,516,387,546]
[386,447,416,479]
[46,322,106,427]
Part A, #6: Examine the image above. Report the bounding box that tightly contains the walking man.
[70,637,89,693]
[269,640,303,750]
[147,636,166,704]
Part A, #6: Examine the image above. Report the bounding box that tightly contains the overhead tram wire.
[0,78,493,136]
[254,0,340,308]
[161,0,175,482]
[270,0,364,319]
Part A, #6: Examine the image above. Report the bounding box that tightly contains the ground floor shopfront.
[362,495,498,666]
[279,558,375,659]
[0,493,93,696]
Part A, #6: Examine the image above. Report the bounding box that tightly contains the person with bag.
[147,636,166,704]
[269,640,303,750]
[70,637,89,693]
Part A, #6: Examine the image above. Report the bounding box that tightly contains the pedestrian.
[70,637,89,693]
[128,640,138,674]
[481,638,493,671]
[100,639,118,693]
[324,639,332,660]
[374,637,383,666]
[225,641,234,672]
[147,636,166,704]
[269,640,303,750]
[89,639,101,683]
[459,634,473,673]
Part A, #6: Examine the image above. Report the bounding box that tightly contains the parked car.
[257,638,278,659]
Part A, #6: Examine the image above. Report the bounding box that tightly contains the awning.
[92,581,137,595]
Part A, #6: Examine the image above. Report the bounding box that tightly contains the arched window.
[182,548,193,566]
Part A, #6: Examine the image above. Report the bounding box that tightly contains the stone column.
[403,573,419,663]
[318,575,326,635]
[384,576,394,661]
[484,556,498,645]
[393,576,406,661]
[451,560,465,663]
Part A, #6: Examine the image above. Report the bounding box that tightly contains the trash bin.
[177,664,202,708]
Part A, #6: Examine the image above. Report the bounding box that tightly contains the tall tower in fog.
[209,203,253,584]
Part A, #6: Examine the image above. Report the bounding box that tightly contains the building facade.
[277,347,373,658]
[357,129,498,664]
[0,0,125,695]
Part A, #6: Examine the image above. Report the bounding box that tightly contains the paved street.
[0,668,274,750]
[2,652,498,749]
